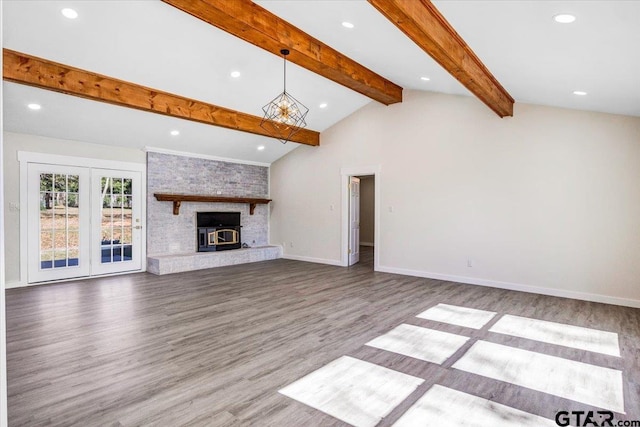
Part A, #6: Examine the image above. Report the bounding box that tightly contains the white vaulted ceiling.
[3,0,640,164]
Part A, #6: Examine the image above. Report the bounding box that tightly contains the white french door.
[91,169,142,275]
[27,163,143,283]
[27,164,91,282]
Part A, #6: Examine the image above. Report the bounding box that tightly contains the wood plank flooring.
[6,247,640,426]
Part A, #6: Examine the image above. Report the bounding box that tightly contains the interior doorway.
[355,175,375,268]
[341,166,379,270]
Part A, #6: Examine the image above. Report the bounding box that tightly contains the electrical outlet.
[289,242,294,248]
[467,259,473,267]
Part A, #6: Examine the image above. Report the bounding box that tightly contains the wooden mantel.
[154,193,271,215]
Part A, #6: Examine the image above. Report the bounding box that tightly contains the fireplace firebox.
[197,212,241,252]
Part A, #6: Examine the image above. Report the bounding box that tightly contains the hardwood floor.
[6,247,640,426]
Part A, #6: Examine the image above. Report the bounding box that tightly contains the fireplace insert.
[197,212,241,252]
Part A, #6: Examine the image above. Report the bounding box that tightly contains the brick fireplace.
[146,151,280,275]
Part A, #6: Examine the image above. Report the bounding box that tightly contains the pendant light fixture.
[260,49,309,144]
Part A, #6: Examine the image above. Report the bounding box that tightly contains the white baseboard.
[283,254,344,267]
[360,242,374,247]
[376,265,640,309]
[5,281,27,289]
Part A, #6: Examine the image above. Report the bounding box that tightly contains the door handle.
[134,225,143,230]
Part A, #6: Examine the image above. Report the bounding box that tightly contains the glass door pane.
[28,164,90,282]
[92,170,142,275]
[38,174,80,269]
[100,177,133,264]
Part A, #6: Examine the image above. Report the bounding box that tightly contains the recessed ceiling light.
[420,76,431,81]
[61,8,78,19]
[170,130,180,136]
[319,103,328,109]
[554,14,576,23]
[342,21,355,29]
[257,145,265,151]
[230,71,241,78]
[573,91,587,96]
[27,103,42,110]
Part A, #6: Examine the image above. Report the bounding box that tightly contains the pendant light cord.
[280,49,290,93]
[283,51,287,93]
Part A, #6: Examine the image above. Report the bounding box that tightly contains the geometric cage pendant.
[260,49,309,144]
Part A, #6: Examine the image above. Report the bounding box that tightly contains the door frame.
[340,166,381,270]
[18,151,147,287]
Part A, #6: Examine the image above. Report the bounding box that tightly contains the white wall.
[2,132,146,285]
[0,9,8,417]
[359,176,375,246]
[270,90,640,306]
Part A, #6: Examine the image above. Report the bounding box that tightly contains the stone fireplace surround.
[146,152,281,275]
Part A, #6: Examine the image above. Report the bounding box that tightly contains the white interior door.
[91,169,142,275]
[27,164,91,282]
[349,176,361,266]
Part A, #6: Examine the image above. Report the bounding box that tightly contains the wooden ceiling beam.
[2,48,320,146]
[161,0,403,105]
[368,0,514,117]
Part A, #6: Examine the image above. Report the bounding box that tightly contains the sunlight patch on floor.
[416,304,497,329]
[393,384,557,427]
[279,356,424,427]
[452,340,625,413]
[366,324,469,364]
[489,314,620,357]
[280,304,627,425]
